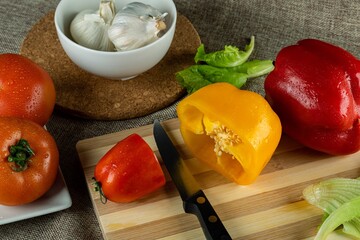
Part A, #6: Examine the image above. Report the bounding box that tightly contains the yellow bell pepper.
[176,82,282,185]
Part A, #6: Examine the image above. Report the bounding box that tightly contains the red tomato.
[0,117,59,206]
[94,134,165,203]
[0,54,56,126]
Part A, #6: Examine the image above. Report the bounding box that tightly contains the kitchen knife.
[153,120,232,240]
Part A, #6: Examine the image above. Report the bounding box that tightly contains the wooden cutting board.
[76,118,360,240]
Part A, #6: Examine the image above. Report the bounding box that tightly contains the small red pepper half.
[265,39,360,155]
[93,133,165,203]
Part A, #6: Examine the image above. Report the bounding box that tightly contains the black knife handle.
[183,190,232,240]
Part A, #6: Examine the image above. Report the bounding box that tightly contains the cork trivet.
[20,11,200,120]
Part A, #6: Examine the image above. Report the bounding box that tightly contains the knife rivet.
[196,196,206,204]
[208,215,218,223]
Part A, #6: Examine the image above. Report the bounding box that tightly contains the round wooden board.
[20,11,200,120]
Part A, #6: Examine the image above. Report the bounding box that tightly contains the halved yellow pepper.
[176,82,282,185]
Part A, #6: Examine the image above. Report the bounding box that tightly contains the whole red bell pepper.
[264,39,360,155]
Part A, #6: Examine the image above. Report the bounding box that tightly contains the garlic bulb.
[108,2,168,51]
[70,0,116,51]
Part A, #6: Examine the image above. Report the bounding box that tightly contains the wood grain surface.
[76,118,360,240]
[20,11,200,120]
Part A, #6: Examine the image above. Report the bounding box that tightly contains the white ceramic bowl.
[54,0,177,80]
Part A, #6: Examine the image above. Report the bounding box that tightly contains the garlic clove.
[99,0,116,24]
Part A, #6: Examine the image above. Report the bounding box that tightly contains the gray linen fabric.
[0,0,359,239]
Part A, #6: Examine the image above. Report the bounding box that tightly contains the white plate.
[0,168,72,225]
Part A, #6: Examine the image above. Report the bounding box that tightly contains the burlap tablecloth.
[1,0,359,239]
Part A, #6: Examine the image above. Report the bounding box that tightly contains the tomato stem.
[8,139,35,172]
[92,177,107,204]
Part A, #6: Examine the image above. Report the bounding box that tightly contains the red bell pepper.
[264,39,360,155]
[94,133,165,203]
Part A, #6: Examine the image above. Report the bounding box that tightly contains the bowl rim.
[54,0,178,55]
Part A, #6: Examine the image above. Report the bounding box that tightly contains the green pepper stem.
[92,177,107,204]
[7,139,35,172]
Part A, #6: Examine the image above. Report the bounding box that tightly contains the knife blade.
[153,120,232,240]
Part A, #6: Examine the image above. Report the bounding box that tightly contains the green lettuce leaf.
[229,59,274,78]
[176,65,248,93]
[176,36,274,94]
[175,66,212,94]
[194,36,255,67]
